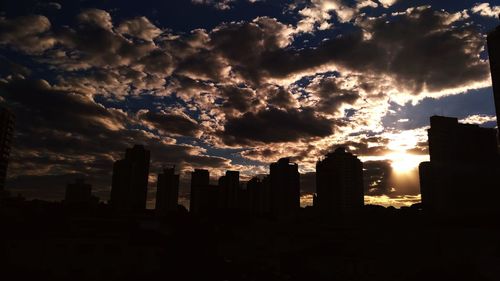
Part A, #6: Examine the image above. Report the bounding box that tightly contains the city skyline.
[1,1,500,208]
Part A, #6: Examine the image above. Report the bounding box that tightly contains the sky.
[1,0,499,208]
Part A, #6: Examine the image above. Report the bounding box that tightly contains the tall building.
[0,106,15,192]
[110,145,150,211]
[419,116,500,215]
[269,158,300,218]
[316,147,364,216]
[155,166,179,214]
[189,169,215,214]
[64,179,97,206]
[427,116,498,164]
[218,170,239,209]
[487,22,500,141]
[247,176,270,215]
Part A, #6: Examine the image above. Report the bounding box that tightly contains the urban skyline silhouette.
[1,1,500,280]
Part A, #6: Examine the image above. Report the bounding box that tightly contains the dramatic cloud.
[221,107,334,145]
[305,76,360,115]
[471,3,500,18]
[117,17,163,41]
[77,8,114,30]
[138,109,202,137]
[1,77,232,200]
[0,15,55,53]
[0,1,496,205]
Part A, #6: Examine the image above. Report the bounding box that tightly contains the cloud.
[191,0,262,10]
[0,4,495,204]
[1,77,232,201]
[0,15,56,53]
[117,16,163,41]
[209,16,295,83]
[138,109,202,137]
[471,3,500,18]
[220,107,334,145]
[296,0,359,32]
[191,0,235,10]
[305,76,360,115]
[261,6,488,100]
[378,0,398,8]
[77,8,113,30]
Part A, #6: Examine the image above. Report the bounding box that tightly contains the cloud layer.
[0,1,495,204]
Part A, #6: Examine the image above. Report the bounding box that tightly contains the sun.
[386,152,424,173]
[384,131,429,174]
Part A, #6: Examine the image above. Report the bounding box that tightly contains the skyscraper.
[269,158,300,218]
[218,170,239,209]
[156,166,179,214]
[427,116,498,164]
[487,21,500,141]
[0,106,15,192]
[316,147,364,216]
[110,145,150,211]
[419,116,500,215]
[189,169,210,214]
[247,176,270,215]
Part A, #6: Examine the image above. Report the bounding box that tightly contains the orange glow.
[385,131,429,174]
[385,152,427,174]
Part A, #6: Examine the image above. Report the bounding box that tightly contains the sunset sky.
[1,0,499,208]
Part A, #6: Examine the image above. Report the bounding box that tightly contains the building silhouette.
[189,169,216,214]
[156,166,179,214]
[0,106,15,192]
[427,116,498,164]
[64,178,98,207]
[269,158,300,218]
[316,147,364,216]
[487,21,500,142]
[110,145,150,211]
[419,116,500,215]
[246,176,270,215]
[218,170,239,209]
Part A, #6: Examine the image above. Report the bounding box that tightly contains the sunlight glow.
[385,152,427,173]
[384,131,429,173]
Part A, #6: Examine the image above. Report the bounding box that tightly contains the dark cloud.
[0,15,55,53]
[221,107,334,145]
[220,85,260,114]
[209,16,293,83]
[306,76,360,114]
[1,78,231,200]
[265,85,298,109]
[0,78,127,135]
[260,7,488,95]
[116,16,162,41]
[138,110,201,137]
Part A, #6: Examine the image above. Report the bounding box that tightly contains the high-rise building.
[247,176,270,215]
[427,116,498,164]
[64,179,97,206]
[156,166,179,214]
[189,169,214,214]
[316,147,364,216]
[419,116,500,215]
[218,170,239,209]
[269,158,300,218]
[110,145,150,211]
[0,106,15,192]
[487,22,500,141]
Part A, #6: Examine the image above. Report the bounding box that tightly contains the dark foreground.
[1,199,499,281]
